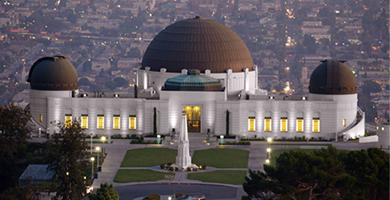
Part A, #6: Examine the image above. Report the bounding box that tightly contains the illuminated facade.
[27,18,365,142]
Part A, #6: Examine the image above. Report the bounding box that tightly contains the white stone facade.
[29,68,365,141]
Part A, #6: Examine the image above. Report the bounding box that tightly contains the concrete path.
[247,142,267,171]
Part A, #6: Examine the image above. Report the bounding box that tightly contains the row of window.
[65,115,137,130]
[248,117,322,133]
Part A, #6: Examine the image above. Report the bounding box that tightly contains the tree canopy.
[89,183,119,200]
[0,102,31,191]
[243,146,389,200]
[361,80,382,95]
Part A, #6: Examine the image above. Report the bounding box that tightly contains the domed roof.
[28,56,79,90]
[309,59,357,95]
[164,69,223,91]
[141,16,254,73]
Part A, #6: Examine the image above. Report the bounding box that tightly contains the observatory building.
[27,17,364,141]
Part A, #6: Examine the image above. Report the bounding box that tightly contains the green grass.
[120,148,177,167]
[192,148,249,168]
[187,170,247,185]
[114,169,175,183]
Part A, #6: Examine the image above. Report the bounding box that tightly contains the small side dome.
[28,56,79,90]
[309,59,357,95]
[164,69,222,91]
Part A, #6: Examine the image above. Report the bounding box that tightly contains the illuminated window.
[97,115,104,129]
[343,119,346,127]
[280,118,287,132]
[296,118,304,132]
[312,118,320,133]
[248,117,255,132]
[81,115,88,129]
[113,115,120,130]
[129,115,136,130]
[40,115,43,122]
[65,114,72,128]
[264,117,272,132]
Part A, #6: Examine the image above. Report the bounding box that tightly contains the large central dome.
[141,16,254,73]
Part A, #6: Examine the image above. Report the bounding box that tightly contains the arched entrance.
[183,106,201,132]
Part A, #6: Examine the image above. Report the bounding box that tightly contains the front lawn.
[187,170,247,185]
[120,148,177,167]
[114,169,175,183]
[192,148,249,168]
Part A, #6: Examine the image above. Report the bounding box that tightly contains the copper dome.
[309,59,357,95]
[28,56,79,90]
[141,16,254,73]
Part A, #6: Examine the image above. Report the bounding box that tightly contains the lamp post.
[90,157,95,180]
[101,136,106,154]
[267,137,272,163]
[96,146,100,167]
[90,133,93,155]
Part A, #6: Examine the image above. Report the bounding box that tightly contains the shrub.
[160,164,167,169]
[169,167,178,171]
[176,193,185,198]
[219,141,250,145]
[144,193,160,200]
[199,164,206,170]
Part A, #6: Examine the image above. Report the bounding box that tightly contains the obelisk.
[175,111,191,170]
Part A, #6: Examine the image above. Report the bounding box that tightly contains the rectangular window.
[296,118,304,132]
[312,118,320,133]
[113,115,120,130]
[280,118,288,132]
[81,115,88,129]
[129,115,136,130]
[343,119,346,127]
[65,114,72,128]
[97,115,104,129]
[40,115,43,122]
[264,117,272,132]
[248,117,255,132]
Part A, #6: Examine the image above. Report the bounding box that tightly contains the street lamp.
[90,157,95,180]
[265,159,270,164]
[90,133,93,155]
[101,136,106,154]
[96,146,100,167]
[267,137,272,160]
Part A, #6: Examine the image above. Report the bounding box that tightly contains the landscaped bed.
[120,148,177,167]
[187,170,247,185]
[114,169,175,183]
[192,148,249,168]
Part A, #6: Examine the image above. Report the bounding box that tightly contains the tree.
[89,183,119,200]
[153,107,157,135]
[47,119,87,200]
[79,78,91,86]
[105,81,117,91]
[339,148,389,199]
[0,102,31,191]
[226,110,230,136]
[361,80,381,95]
[244,146,355,199]
[127,47,141,58]
[113,77,129,88]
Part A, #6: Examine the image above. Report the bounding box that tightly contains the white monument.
[175,111,192,170]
